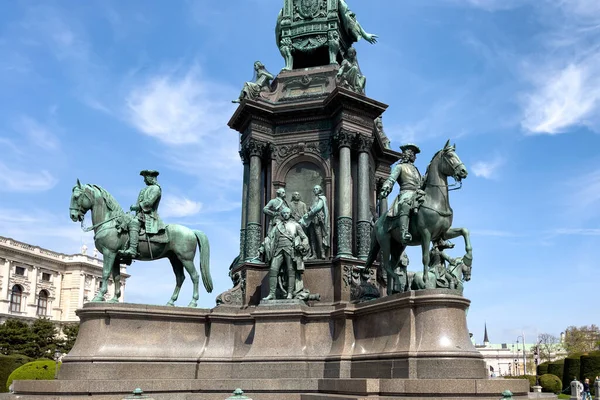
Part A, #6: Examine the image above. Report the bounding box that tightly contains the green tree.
[564,325,600,355]
[539,333,561,363]
[31,318,62,358]
[0,320,38,358]
[62,324,79,353]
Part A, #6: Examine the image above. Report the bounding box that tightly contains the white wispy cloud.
[20,5,91,63]
[0,163,58,192]
[160,195,203,218]
[472,156,504,179]
[448,0,530,12]
[569,169,600,210]
[550,228,600,236]
[521,62,600,134]
[0,207,92,253]
[126,65,235,145]
[519,1,600,135]
[15,116,60,150]
[471,229,518,237]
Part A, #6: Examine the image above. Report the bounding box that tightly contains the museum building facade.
[0,236,128,325]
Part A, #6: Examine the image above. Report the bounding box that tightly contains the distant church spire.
[483,322,490,345]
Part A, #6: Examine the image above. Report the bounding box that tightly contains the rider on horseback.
[119,170,165,258]
[380,144,424,243]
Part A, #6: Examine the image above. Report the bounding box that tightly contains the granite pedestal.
[11,290,528,399]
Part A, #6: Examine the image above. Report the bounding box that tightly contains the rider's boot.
[399,203,412,242]
[119,219,141,258]
[262,274,278,301]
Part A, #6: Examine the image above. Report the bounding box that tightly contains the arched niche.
[284,161,326,208]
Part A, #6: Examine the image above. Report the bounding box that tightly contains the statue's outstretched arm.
[338,0,378,44]
[381,165,401,197]
[357,22,378,44]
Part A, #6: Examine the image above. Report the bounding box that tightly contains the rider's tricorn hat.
[140,170,159,177]
[400,143,421,154]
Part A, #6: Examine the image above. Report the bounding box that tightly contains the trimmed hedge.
[5,359,59,391]
[548,360,565,381]
[539,373,562,393]
[537,362,549,376]
[0,354,32,393]
[563,354,582,390]
[580,351,600,394]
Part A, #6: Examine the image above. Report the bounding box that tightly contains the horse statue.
[366,140,472,293]
[69,180,212,307]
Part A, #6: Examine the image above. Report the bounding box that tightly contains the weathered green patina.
[262,207,310,301]
[275,0,377,69]
[336,47,366,93]
[366,140,473,293]
[69,178,212,307]
[232,61,274,103]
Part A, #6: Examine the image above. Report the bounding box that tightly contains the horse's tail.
[194,230,213,293]
[365,231,380,268]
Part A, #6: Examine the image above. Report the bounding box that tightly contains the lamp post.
[516,336,525,375]
[54,349,61,380]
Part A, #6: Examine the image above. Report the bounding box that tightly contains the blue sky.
[1,0,599,345]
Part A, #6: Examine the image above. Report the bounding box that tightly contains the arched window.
[37,290,49,316]
[10,285,22,313]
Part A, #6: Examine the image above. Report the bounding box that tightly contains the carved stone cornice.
[333,129,355,149]
[249,120,274,135]
[273,140,331,162]
[355,135,374,153]
[276,120,332,134]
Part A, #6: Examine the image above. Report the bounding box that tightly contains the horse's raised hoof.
[187,300,197,308]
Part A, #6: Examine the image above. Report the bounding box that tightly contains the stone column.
[335,130,354,258]
[78,273,86,309]
[239,150,250,261]
[244,139,267,261]
[29,266,38,310]
[54,273,63,314]
[356,136,373,260]
[0,259,10,301]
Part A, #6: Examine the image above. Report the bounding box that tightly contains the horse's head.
[70,179,92,222]
[439,140,468,182]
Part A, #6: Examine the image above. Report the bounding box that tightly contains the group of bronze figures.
[251,185,329,301]
[232,0,377,103]
[67,0,473,307]
[250,140,473,302]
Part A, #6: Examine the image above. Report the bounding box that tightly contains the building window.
[37,290,49,316]
[10,285,23,312]
[42,273,51,282]
[15,266,25,276]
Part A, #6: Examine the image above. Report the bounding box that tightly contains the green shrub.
[548,360,565,381]
[0,354,32,393]
[5,360,60,391]
[537,363,549,376]
[539,373,562,393]
[562,354,582,390]
[580,351,600,394]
